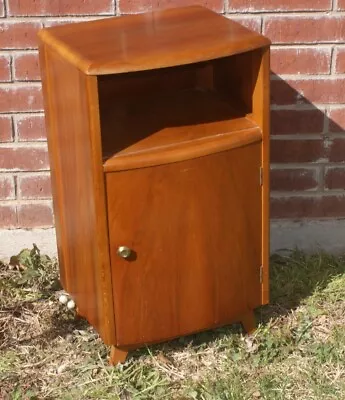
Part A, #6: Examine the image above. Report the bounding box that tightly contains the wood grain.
[37,6,270,75]
[106,143,262,347]
[39,44,116,344]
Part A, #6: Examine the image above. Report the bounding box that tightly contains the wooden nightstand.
[38,6,270,364]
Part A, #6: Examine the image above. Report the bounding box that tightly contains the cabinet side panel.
[214,48,270,305]
[252,47,270,305]
[39,44,115,344]
[39,44,67,289]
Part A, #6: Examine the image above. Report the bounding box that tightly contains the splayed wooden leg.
[109,346,128,365]
[240,310,256,334]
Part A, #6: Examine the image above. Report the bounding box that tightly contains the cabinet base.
[109,346,128,365]
[109,310,257,365]
[240,310,256,334]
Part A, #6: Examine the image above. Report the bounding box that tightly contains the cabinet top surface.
[38,6,270,75]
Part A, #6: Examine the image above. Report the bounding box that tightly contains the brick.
[16,115,46,141]
[0,54,11,81]
[329,108,345,132]
[0,22,42,49]
[0,85,43,112]
[271,80,296,105]
[119,0,224,14]
[329,139,345,162]
[229,16,261,33]
[325,168,345,190]
[0,176,15,199]
[13,53,41,81]
[271,48,331,75]
[19,175,52,199]
[271,195,345,218]
[0,205,17,228]
[335,48,345,74]
[264,16,345,44]
[271,140,324,163]
[271,169,318,191]
[228,0,331,12]
[338,0,345,9]
[0,116,13,142]
[8,0,113,16]
[0,147,49,171]
[17,203,53,228]
[271,78,345,105]
[271,110,324,135]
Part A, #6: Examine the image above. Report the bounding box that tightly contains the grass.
[1,246,345,399]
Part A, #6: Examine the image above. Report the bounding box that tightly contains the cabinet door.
[106,142,262,347]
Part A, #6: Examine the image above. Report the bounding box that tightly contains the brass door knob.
[117,246,132,259]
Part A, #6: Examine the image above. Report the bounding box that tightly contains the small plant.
[0,244,60,313]
[0,244,60,304]
[9,244,57,287]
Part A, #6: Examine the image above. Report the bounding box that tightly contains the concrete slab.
[1,219,345,261]
[0,228,58,261]
[270,219,345,254]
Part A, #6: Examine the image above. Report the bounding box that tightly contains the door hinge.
[259,265,263,283]
[259,167,263,186]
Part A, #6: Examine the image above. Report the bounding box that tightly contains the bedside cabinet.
[38,6,270,364]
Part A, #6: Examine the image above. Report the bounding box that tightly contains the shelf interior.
[99,56,262,171]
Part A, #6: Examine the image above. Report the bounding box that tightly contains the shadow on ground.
[140,249,345,359]
[3,249,344,361]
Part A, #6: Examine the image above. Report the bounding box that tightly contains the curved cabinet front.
[106,142,262,347]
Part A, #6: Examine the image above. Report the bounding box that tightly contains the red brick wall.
[0,0,344,228]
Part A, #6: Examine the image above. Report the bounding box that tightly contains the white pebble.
[57,364,67,374]
[58,294,68,304]
[67,299,75,310]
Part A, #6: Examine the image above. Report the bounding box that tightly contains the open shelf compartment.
[99,53,263,172]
